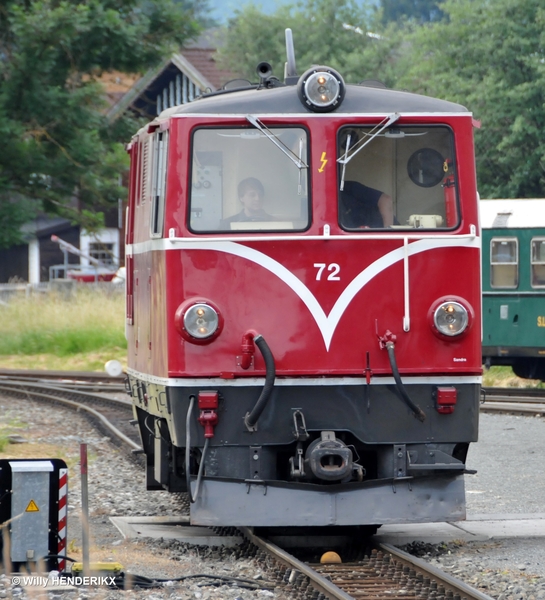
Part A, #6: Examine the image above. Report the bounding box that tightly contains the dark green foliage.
[0,0,202,248]
[396,0,545,198]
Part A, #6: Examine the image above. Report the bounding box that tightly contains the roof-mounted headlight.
[175,299,223,344]
[297,66,345,112]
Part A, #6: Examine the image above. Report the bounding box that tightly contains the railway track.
[0,373,503,600]
[481,386,545,415]
[0,376,137,450]
[238,528,498,600]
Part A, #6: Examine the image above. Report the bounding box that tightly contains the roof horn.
[284,28,299,85]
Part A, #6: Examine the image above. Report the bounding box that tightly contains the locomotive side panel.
[126,132,170,378]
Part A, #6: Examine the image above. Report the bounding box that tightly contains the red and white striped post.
[57,467,68,572]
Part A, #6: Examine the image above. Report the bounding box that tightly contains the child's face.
[240,186,263,213]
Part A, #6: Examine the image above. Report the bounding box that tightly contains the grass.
[483,365,544,388]
[0,286,127,372]
[0,416,29,453]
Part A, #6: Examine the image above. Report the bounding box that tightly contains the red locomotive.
[125,33,481,527]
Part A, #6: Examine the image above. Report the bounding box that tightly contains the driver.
[340,180,394,228]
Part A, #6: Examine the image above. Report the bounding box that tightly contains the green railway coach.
[481,199,545,381]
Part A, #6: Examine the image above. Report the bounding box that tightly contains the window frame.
[530,236,545,289]
[187,125,312,235]
[490,237,519,289]
[150,130,169,238]
[88,242,115,266]
[336,124,460,232]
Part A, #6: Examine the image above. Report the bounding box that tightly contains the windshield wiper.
[338,113,400,191]
[246,115,308,171]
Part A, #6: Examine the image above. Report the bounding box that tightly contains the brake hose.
[244,334,276,431]
[185,395,210,503]
[384,341,426,422]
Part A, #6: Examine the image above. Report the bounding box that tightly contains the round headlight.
[174,299,223,344]
[183,303,219,339]
[297,66,345,112]
[433,301,469,337]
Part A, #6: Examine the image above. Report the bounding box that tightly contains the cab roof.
[161,82,469,118]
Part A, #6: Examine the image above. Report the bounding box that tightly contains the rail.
[0,380,137,450]
[241,527,496,600]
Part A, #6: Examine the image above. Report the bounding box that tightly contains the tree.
[379,0,444,24]
[395,0,545,198]
[0,0,202,249]
[173,0,217,29]
[216,0,401,87]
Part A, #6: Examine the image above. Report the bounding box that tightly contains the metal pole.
[80,443,90,576]
[63,249,68,279]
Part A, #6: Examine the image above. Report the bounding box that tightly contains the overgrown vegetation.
[0,288,126,371]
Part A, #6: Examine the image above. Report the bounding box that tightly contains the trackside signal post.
[0,459,68,572]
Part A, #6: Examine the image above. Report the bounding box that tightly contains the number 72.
[314,263,341,281]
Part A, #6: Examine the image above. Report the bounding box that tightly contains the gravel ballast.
[0,395,544,599]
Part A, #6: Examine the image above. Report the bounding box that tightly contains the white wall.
[28,238,40,284]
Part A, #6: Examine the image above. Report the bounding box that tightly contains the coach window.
[531,238,545,288]
[189,127,309,232]
[337,125,458,230]
[490,238,518,289]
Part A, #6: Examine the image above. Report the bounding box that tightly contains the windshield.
[189,127,310,232]
[337,125,459,230]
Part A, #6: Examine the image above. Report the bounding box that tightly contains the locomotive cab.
[125,41,481,527]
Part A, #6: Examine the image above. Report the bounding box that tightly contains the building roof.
[480,199,545,229]
[105,30,238,122]
[21,216,74,239]
[182,47,229,91]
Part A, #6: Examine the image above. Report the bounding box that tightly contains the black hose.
[244,334,276,431]
[185,396,210,503]
[385,342,426,422]
[42,554,77,562]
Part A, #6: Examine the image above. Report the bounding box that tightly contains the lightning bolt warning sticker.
[318,152,328,173]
